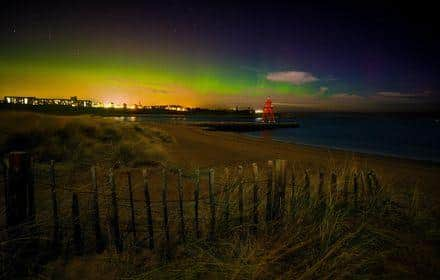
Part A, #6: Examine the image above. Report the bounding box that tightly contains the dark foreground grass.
[120,184,439,279]
[3,167,440,279]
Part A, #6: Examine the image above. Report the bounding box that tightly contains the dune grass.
[1,112,439,279]
[0,111,173,168]
[3,164,439,279]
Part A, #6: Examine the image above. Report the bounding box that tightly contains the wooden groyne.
[195,121,299,132]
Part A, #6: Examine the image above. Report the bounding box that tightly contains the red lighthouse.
[262,97,275,123]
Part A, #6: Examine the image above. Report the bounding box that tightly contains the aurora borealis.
[1,1,439,111]
[0,47,319,108]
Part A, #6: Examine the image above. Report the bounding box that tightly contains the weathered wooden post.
[50,160,60,251]
[32,157,38,189]
[71,192,83,255]
[177,169,186,242]
[330,172,337,202]
[359,172,366,199]
[368,170,380,207]
[127,171,137,241]
[142,169,154,249]
[1,159,7,199]
[371,171,380,192]
[353,172,359,208]
[222,167,230,224]
[366,171,373,196]
[251,163,259,234]
[237,165,244,226]
[273,159,287,219]
[272,160,281,219]
[279,160,287,218]
[304,170,310,205]
[266,160,274,223]
[208,168,216,240]
[290,167,296,219]
[90,166,104,253]
[109,168,122,253]
[343,174,349,203]
[194,168,201,239]
[317,170,324,203]
[368,171,381,198]
[161,168,170,258]
[5,152,35,233]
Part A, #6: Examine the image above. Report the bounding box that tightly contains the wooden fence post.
[373,171,380,190]
[177,169,186,242]
[127,172,137,241]
[90,166,104,253]
[208,168,216,240]
[317,170,324,203]
[71,192,83,255]
[1,159,7,201]
[252,163,259,234]
[142,169,154,249]
[273,159,287,219]
[353,172,359,208]
[194,168,201,239]
[366,171,373,196]
[343,175,349,203]
[6,152,35,232]
[279,160,287,218]
[304,170,310,205]
[359,172,366,198]
[32,157,38,190]
[290,166,296,219]
[161,168,170,258]
[266,161,274,223]
[330,172,337,202]
[272,160,281,219]
[222,167,230,224]
[50,160,60,251]
[109,168,122,253]
[238,165,244,226]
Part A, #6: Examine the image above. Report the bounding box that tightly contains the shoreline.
[147,121,440,197]
[242,132,440,166]
[108,113,440,165]
[145,120,440,167]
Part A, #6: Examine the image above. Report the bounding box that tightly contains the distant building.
[4,96,92,107]
[148,105,188,112]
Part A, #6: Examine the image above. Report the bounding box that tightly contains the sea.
[122,112,440,163]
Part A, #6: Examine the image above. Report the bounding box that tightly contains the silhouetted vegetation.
[1,112,439,279]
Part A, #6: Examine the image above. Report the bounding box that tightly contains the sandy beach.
[148,121,440,198]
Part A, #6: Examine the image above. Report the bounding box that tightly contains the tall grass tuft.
[0,111,173,168]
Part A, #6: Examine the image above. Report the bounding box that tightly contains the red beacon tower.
[262,96,275,123]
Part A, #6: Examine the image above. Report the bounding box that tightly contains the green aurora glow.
[0,45,331,107]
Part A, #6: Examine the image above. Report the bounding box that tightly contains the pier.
[195,121,299,132]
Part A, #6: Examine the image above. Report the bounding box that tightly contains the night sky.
[1,1,439,111]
